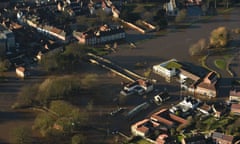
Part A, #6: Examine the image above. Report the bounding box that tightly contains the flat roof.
[165,61,182,69]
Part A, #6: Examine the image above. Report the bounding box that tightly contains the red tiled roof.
[156,134,168,144]
[222,135,234,142]
[151,109,174,127]
[231,104,240,109]
[179,68,200,82]
[151,114,174,127]
[132,119,149,128]
[212,132,233,143]
[230,90,240,97]
[136,126,149,134]
[199,103,211,111]
[197,82,216,91]
[169,113,187,124]
[16,66,25,72]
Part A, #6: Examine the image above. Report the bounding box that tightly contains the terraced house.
[17,13,68,42]
[73,24,125,45]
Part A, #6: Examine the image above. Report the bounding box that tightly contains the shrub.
[71,134,85,144]
[33,113,55,136]
[10,126,32,144]
[189,38,207,56]
[37,76,80,104]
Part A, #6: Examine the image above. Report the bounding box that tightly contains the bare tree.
[210,26,230,48]
[189,38,207,56]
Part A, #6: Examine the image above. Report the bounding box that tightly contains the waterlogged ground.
[0,8,239,144]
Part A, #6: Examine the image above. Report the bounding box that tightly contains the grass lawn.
[165,61,182,69]
[177,135,184,142]
[214,59,226,70]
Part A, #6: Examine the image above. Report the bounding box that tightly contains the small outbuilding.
[16,66,28,78]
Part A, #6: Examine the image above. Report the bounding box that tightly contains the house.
[16,66,28,78]
[131,119,158,137]
[202,71,218,84]
[195,82,217,98]
[229,89,240,103]
[154,90,170,105]
[191,71,218,98]
[121,80,139,96]
[123,80,140,92]
[212,103,226,118]
[156,134,168,144]
[179,68,200,83]
[197,103,212,115]
[181,78,196,93]
[151,109,174,128]
[137,79,154,93]
[18,13,68,42]
[169,97,200,114]
[212,132,234,144]
[41,25,67,41]
[182,134,206,144]
[152,59,180,82]
[131,118,169,143]
[231,103,240,115]
[150,109,187,128]
[120,79,153,96]
[179,68,200,93]
[171,63,219,98]
[73,24,125,45]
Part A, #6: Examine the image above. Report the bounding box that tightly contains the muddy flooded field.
[0,8,239,144]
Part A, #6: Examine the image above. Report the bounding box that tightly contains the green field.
[214,59,226,70]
